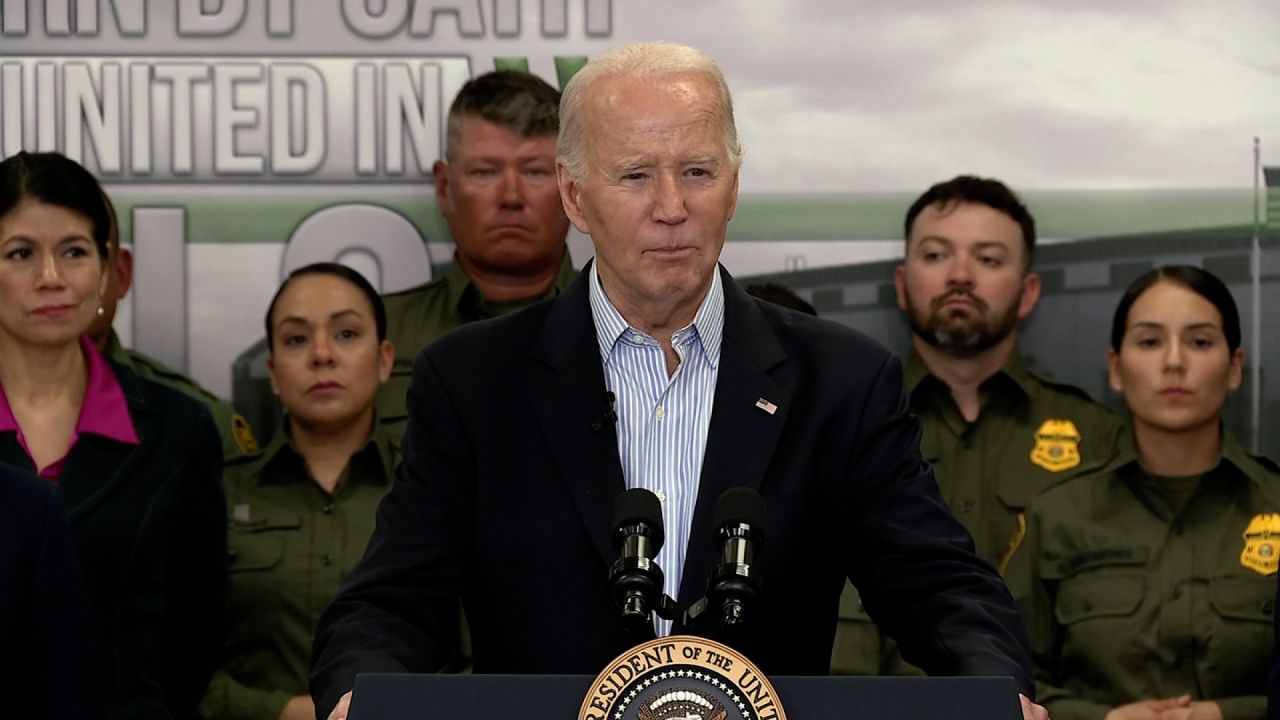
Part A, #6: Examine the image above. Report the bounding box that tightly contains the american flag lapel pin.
[755,397,778,415]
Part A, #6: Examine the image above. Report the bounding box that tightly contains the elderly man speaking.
[311,42,1047,720]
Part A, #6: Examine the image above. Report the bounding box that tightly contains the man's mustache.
[930,290,988,314]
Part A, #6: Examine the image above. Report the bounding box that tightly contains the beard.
[905,287,1021,357]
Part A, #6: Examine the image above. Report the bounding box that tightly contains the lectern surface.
[350,673,1022,720]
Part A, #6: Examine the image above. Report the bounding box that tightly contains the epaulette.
[1024,366,1106,405]
[381,277,447,302]
[1248,452,1280,477]
[126,350,222,404]
[222,447,264,471]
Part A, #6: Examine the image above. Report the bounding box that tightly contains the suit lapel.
[58,361,153,522]
[525,269,626,567]
[677,272,791,608]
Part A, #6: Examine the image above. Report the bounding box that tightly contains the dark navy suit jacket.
[312,265,1033,716]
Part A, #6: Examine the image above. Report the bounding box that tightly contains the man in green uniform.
[377,71,576,437]
[831,175,1124,675]
[88,193,260,462]
[200,418,399,720]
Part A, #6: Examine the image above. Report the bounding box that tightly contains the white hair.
[557,41,743,183]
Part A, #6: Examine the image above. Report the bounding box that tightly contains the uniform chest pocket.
[1206,575,1275,681]
[1055,573,1144,625]
[995,471,1034,513]
[227,516,302,572]
[987,473,1035,571]
[1208,576,1275,622]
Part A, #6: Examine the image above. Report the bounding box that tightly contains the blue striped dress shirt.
[588,263,724,636]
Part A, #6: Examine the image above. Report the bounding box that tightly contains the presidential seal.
[579,636,786,720]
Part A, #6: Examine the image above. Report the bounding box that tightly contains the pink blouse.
[0,335,140,481]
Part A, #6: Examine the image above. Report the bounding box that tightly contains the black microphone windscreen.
[712,487,766,533]
[613,488,665,548]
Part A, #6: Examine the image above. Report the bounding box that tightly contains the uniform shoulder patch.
[231,414,260,455]
[1249,453,1280,477]
[1030,419,1082,472]
[1240,513,1280,576]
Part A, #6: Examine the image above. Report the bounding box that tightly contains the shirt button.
[1263,600,1274,615]
[321,554,333,567]
[1171,587,1182,600]
[632,333,645,343]
[655,406,665,420]
[959,501,973,514]
[321,502,334,514]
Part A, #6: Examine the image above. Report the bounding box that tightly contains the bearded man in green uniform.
[377,71,576,437]
[831,175,1124,675]
[88,192,260,462]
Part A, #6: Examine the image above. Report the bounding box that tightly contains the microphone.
[684,487,766,636]
[608,488,676,634]
[592,391,618,431]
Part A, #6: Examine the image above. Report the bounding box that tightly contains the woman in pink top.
[0,151,226,720]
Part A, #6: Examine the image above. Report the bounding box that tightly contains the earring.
[96,305,105,317]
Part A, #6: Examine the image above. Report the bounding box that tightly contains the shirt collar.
[444,258,482,319]
[587,261,725,369]
[78,335,140,444]
[905,347,1035,401]
[1219,428,1259,477]
[1106,424,1271,488]
[1205,426,1274,490]
[0,335,139,446]
[445,250,577,320]
[903,350,931,392]
[251,415,395,488]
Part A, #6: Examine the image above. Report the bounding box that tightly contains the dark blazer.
[312,266,1033,715]
[0,359,227,720]
[0,461,102,719]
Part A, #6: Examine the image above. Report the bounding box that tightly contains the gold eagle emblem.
[1029,419,1082,472]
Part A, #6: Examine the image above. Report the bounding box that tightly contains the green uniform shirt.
[376,253,578,439]
[832,349,1125,675]
[198,420,398,720]
[1009,430,1280,720]
[103,331,260,462]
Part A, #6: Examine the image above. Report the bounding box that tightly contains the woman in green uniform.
[1014,265,1278,720]
[200,263,397,720]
